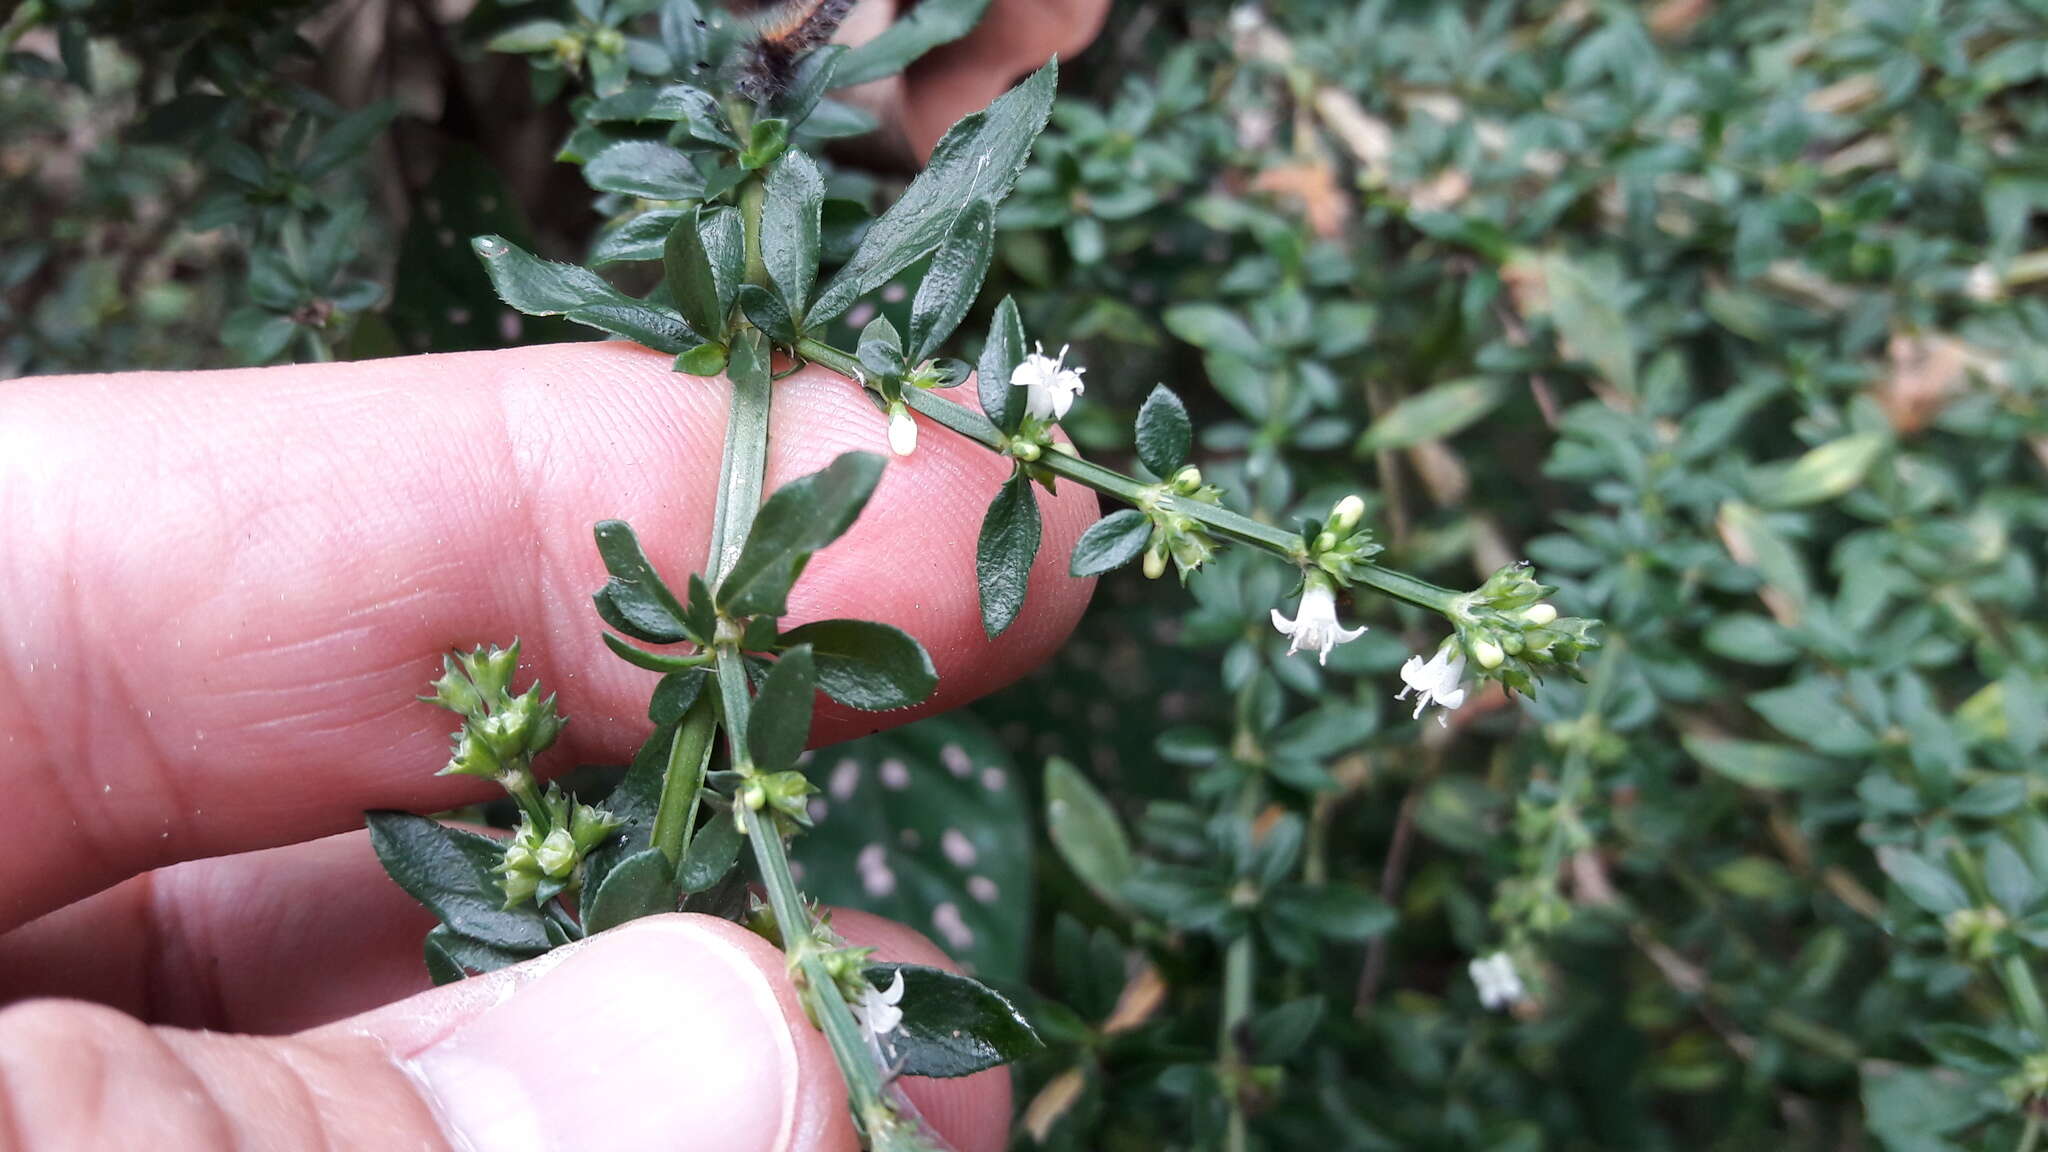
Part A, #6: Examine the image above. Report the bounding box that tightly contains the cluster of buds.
[1303,495,1383,585]
[1945,905,2011,963]
[1446,563,1600,696]
[498,791,623,906]
[1139,466,1223,582]
[1269,495,1375,663]
[739,770,818,833]
[427,643,567,790]
[422,643,605,907]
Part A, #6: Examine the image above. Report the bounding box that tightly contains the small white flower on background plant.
[859,968,906,1037]
[1397,644,1468,726]
[1270,580,1365,664]
[1011,343,1086,422]
[1469,952,1525,1011]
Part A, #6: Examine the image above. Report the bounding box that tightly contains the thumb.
[0,915,1002,1151]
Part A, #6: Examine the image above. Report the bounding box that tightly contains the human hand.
[0,343,1097,1150]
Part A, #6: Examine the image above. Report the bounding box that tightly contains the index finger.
[0,342,1095,930]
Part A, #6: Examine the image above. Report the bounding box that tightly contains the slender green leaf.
[718,453,887,618]
[833,0,996,87]
[978,296,1028,433]
[908,200,996,362]
[763,152,824,321]
[582,848,678,934]
[810,61,1056,324]
[585,141,705,200]
[748,646,816,774]
[1355,378,1506,453]
[1045,757,1133,909]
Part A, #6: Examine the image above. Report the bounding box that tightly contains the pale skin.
[0,4,1115,1146]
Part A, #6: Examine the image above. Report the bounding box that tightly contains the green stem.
[740,177,768,289]
[650,694,717,868]
[1221,932,1253,1152]
[794,337,1461,614]
[718,644,895,1130]
[2019,1113,2041,1152]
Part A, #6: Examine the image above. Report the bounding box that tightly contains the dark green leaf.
[1045,757,1133,909]
[424,925,530,984]
[679,804,743,893]
[865,963,1041,1077]
[977,296,1028,433]
[585,141,705,200]
[717,453,887,618]
[748,646,816,775]
[1683,735,1846,791]
[737,283,798,344]
[472,235,696,351]
[908,200,996,362]
[582,848,677,934]
[1069,510,1153,577]
[976,472,1041,639]
[1878,847,1970,918]
[1268,884,1396,940]
[366,811,550,953]
[778,619,936,710]
[592,520,694,643]
[1355,378,1506,453]
[664,205,725,339]
[762,152,824,320]
[1134,385,1191,477]
[809,61,1056,324]
[304,102,395,179]
[677,342,728,376]
[650,669,708,724]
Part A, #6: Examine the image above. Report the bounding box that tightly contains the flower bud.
[441,727,502,778]
[1473,638,1505,669]
[571,802,622,852]
[499,865,539,906]
[1143,545,1168,580]
[1330,494,1366,533]
[1522,602,1558,626]
[1011,439,1042,462]
[460,643,520,704]
[743,781,768,811]
[1313,530,1338,554]
[1173,466,1203,494]
[425,656,484,715]
[535,827,579,878]
[887,404,917,456]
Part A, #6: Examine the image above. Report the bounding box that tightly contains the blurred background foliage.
[6,0,2048,1148]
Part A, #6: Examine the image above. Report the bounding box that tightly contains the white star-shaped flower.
[1010,343,1086,423]
[1469,952,1524,1011]
[858,968,906,1037]
[1397,645,1468,726]
[1270,580,1366,665]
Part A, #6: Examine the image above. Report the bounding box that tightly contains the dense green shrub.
[5,1,2046,1148]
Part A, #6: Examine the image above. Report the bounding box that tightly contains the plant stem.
[649,694,716,867]
[1536,640,1623,885]
[2018,1113,2041,1152]
[793,336,1461,614]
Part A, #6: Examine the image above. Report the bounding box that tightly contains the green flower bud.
[424,655,484,715]
[570,802,622,853]
[499,865,539,906]
[441,726,502,778]
[536,827,579,878]
[1172,466,1204,494]
[1143,544,1168,580]
[459,643,520,704]
[1522,602,1558,626]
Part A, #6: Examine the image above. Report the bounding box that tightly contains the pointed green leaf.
[748,646,816,775]
[833,0,995,87]
[863,963,1041,1077]
[1134,384,1191,477]
[908,199,996,362]
[1069,510,1152,577]
[366,812,550,953]
[472,235,696,351]
[664,205,725,339]
[762,152,824,320]
[679,805,745,893]
[1354,378,1506,453]
[424,924,530,984]
[582,848,678,934]
[592,520,694,643]
[585,141,705,200]
[977,296,1028,433]
[718,453,888,619]
[778,619,936,710]
[810,61,1056,324]
[1045,757,1133,909]
[976,472,1041,638]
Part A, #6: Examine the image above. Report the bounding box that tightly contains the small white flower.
[858,968,906,1037]
[1469,952,1525,1011]
[1010,343,1086,422]
[1269,580,1366,665]
[887,405,918,456]
[1397,645,1468,726]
